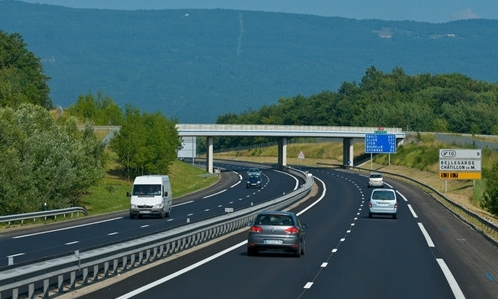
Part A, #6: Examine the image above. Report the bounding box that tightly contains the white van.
[127,175,172,219]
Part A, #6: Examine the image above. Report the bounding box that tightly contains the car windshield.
[372,190,395,200]
[255,214,294,226]
[133,184,161,195]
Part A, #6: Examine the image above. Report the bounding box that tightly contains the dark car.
[247,211,306,257]
[246,174,262,188]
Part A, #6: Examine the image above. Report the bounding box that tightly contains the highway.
[0,161,302,266]
[3,162,498,298]
[72,165,498,299]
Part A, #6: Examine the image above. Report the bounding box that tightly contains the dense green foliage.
[0,104,104,215]
[111,105,181,177]
[482,161,498,215]
[0,30,51,109]
[65,92,124,126]
[2,2,498,122]
[215,67,498,149]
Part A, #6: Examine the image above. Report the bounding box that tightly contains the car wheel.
[130,213,135,219]
[166,208,171,217]
[301,241,305,255]
[369,212,372,218]
[247,247,257,256]
[393,213,397,219]
[294,243,302,257]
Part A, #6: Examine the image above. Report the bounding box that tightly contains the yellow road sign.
[439,172,481,180]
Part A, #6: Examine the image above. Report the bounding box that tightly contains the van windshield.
[133,184,161,195]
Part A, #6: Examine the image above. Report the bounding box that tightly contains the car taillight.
[369,203,373,208]
[394,203,398,209]
[285,227,300,234]
[250,226,263,233]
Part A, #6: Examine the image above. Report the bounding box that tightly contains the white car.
[369,188,398,219]
[368,172,384,188]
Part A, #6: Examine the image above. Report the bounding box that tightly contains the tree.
[111,105,181,177]
[66,92,124,125]
[481,161,498,216]
[0,104,104,215]
[0,31,51,109]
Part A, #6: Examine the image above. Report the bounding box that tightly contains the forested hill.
[1,1,498,123]
[215,67,498,151]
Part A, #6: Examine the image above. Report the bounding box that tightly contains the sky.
[18,0,498,23]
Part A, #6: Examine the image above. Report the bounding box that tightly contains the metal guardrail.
[0,167,313,299]
[0,207,88,227]
[319,162,498,244]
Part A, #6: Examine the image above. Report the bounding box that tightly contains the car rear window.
[256,215,294,226]
[372,190,395,200]
[370,174,383,178]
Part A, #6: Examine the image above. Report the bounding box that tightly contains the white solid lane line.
[436,258,466,299]
[116,240,248,299]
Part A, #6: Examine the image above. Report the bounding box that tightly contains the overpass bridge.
[176,124,405,173]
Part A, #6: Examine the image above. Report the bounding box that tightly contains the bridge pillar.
[343,138,354,166]
[278,137,287,169]
[206,137,214,173]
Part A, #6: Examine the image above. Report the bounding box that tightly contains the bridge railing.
[176,123,404,133]
[0,167,313,299]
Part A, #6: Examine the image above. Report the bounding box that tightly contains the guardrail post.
[103,261,109,278]
[70,271,76,289]
[112,259,119,275]
[122,256,128,271]
[92,265,99,282]
[28,283,34,298]
[138,251,144,264]
[43,278,50,298]
[145,250,151,263]
[57,275,64,293]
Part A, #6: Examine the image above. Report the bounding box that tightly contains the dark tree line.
[214,66,498,150]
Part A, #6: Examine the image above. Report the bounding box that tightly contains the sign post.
[298,151,305,164]
[439,149,482,192]
[365,128,397,169]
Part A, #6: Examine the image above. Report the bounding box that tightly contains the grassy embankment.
[71,129,218,215]
[80,149,219,215]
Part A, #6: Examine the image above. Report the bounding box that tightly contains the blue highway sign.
[365,134,396,153]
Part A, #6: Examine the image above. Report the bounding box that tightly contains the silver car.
[247,211,306,257]
[368,172,384,188]
[369,188,398,219]
[247,167,262,176]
